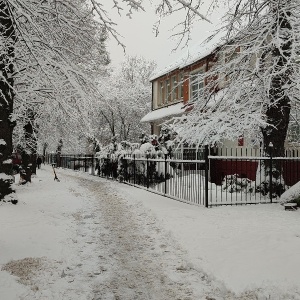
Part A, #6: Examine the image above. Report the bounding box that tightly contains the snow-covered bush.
[255,163,286,198]
[95,133,173,184]
[280,181,300,206]
[158,125,176,157]
[131,140,167,186]
[222,174,255,193]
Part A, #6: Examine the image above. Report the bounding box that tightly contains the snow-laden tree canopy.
[169,0,298,157]
[12,0,116,150]
[30,56,155,154]
[0,0,111,200]
[94,56,156,148]
[9,0,210,156]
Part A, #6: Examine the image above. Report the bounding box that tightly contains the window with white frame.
[157,73,185,107]
[158,81,165,106]
[171,75,177,102]
[190,67,205,102]
[166,79,171,104]
[178,72,184,100]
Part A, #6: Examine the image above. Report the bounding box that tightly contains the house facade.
[142,45,218,135]
[141,40,248,150]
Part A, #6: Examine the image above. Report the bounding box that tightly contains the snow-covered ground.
[1,165,299,299]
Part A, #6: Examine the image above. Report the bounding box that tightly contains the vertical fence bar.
[297,149,299,186]
[106,156,108,178]
[91,155,94,175]
[98,158,101,177]
[269,144,273,203]
[205,145,209,208]
[164,154,167,195]
[133,154,136,185]
[146,156,149,189]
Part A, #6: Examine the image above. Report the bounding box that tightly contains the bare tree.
[96,56,155,145]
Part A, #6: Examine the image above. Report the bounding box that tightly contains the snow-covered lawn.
[1,165,299,299]
[116,182,300,298]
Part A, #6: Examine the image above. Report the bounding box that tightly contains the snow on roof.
[140,102,185,123]
[150,32,225,81]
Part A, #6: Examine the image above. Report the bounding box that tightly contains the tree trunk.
[21,112,37,182]
[259,1,291,197]
[0,2,17,203]
[43,143,48,164]
[56,139,63,167]
[262,2,292,156]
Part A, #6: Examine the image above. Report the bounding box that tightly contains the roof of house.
[150,32,225,81]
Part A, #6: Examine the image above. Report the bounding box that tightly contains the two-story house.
[141,40,220,137]
[141,36,252,151]
[140,38,263,183]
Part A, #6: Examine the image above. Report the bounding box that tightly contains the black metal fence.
[45,147,300,207]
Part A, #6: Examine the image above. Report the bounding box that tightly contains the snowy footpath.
[0,166,299,300]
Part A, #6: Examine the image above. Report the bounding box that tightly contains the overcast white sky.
[106,1,227,69]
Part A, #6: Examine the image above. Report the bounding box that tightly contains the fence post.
[146,156,149,189]
[98,158,101,177]
[204,145,209,208]
[91,154,94,175]
[133,154,136,185]
[164,154,167,195]
[107,154,110,179]
[269,143,273,203]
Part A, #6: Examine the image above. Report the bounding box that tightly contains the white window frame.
[178,72,184,100]
[158,80,165,106]
[171,75,177,102]
[166,79,171,104]
[190,67,205,102]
